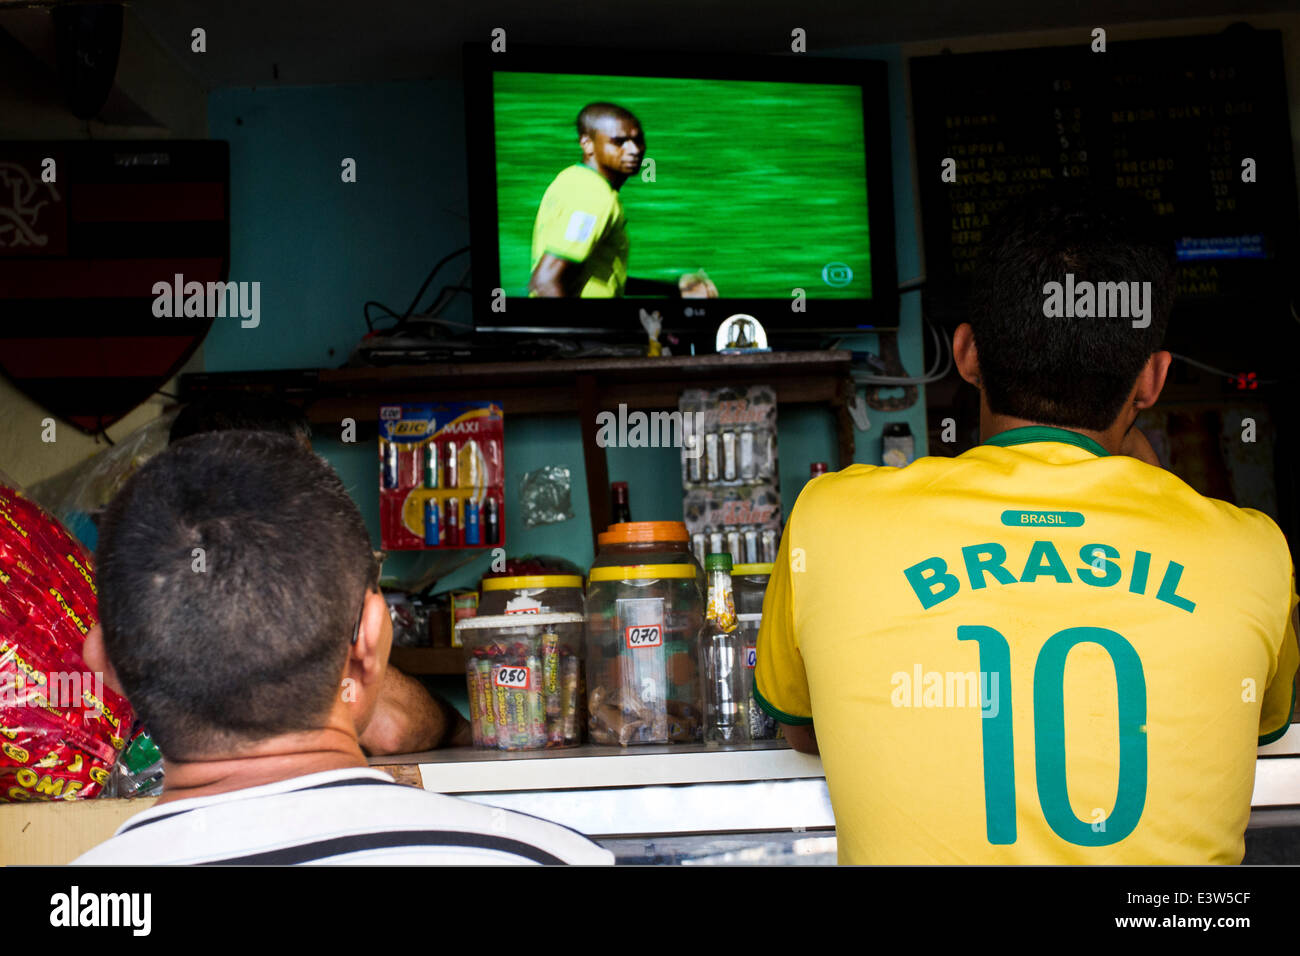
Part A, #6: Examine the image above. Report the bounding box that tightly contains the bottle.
[699,552,750,745]
[610,481,631,524]
[810,461,828,479]
[882,423,915,467]
[109,728,165,797]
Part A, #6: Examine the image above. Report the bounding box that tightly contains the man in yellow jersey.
[528,102,718,299]
[755,193,1298,864]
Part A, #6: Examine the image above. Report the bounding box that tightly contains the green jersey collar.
[983,425,1109,458]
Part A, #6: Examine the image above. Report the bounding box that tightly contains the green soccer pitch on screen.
[492,71,874,301]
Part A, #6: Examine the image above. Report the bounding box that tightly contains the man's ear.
[953,323,982,388]
[1132,350,1172,412]
[349,589,390,685]
[82,625,125,697]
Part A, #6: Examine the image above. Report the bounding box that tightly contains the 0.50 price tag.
[493,666,531,689]
[625,624,663,649]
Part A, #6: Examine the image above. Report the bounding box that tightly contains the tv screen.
[465,46,897,338]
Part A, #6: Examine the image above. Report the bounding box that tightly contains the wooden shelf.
[180,351,857,548]
[390,646,466,675]
[184,350,852,415]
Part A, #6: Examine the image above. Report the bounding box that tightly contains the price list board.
[910,30,1299,346]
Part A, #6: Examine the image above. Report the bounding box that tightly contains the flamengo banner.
[0,141,228,433]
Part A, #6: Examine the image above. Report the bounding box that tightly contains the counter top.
[369,726,1300,809]
[370,740,823,794]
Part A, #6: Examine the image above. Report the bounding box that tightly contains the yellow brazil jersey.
[529,164,629,298]
[755,426,1298,865]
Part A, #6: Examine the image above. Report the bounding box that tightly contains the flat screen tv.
[464,45,897,340]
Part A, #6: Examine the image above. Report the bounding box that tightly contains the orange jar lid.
[598,521,690,545]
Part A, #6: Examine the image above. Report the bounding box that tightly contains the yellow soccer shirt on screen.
[755,426,1299,865]
[529,164,629,298]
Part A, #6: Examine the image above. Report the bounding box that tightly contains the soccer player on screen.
[528,102,718,299]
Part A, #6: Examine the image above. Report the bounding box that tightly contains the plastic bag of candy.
[0,480,133,803]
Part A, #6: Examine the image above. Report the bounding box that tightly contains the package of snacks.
[0,482,133,802]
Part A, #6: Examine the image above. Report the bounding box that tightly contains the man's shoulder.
[1180,492,1291,569]
[797,455,1288,544]
[72,772,613,866]
[794,461,904,503]
[546,165,612,202]
[1092,454,1290,555]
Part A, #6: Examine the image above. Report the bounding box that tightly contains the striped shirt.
[71,768,614,865]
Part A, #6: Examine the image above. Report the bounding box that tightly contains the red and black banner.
[0,141,227,433]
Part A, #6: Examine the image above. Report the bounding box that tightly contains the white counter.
[399,740,821,793]
[370,727,1300,838]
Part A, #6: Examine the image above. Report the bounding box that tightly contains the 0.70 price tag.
[625,624,663,649]
[493,666,531,689]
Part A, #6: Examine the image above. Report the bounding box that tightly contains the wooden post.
[577,373,610,548]
[835,376,857,468]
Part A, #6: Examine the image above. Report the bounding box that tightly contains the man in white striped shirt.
[75,431,611,866]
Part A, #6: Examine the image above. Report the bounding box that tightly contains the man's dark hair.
[968,191,1176,432]
[576,102,639,139]
[97,431,377,759]
[170,393,312,447]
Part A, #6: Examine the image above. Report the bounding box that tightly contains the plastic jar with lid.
[584,563,703,746]
[479,574,585,617]
[455,612,585,751]
[591,521,703,583]
[732,562,778,740]
[732,562,773,616]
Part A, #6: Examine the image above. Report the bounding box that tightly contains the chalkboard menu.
[911,28,1299,360]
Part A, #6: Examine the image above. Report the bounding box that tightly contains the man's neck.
[583,159,626,191]
[980,411,1127,456]
[153,726,368,806]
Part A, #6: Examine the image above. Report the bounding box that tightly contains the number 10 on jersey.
[958,625,1148,848]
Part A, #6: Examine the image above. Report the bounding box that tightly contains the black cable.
[421,283,474,322]
[363,299,402,332]
[400,246,470,320]
[1170,352,1279,386]
[362,248,470,336]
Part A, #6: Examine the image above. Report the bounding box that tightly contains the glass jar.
[585,563,703,746]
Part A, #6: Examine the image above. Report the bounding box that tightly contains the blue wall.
[206,48,928,591]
